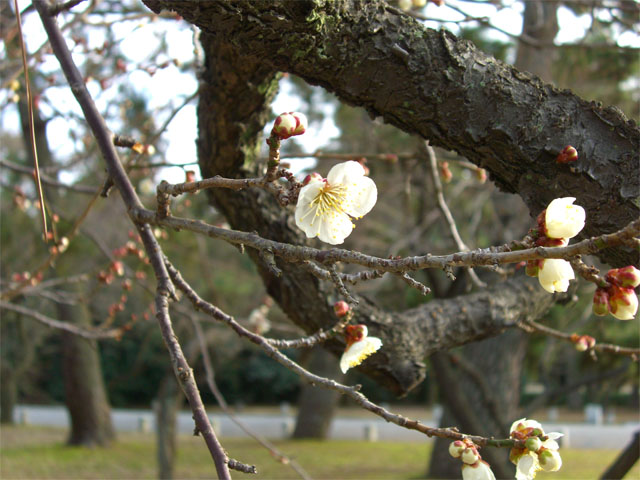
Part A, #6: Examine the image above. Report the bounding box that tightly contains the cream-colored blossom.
[544,197,585,239]
[340,326,382,374]
[538,259,575,293]
[610,288,638,320]
[461,460,496,480]
[295,161,377,245]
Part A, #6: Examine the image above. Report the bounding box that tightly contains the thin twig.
[517,319,640,357]
[0,299,122,339]
[0,159,97,194]
[14,0,48,241]
[191,318,312,479]
[424,141,486,288]
[167,260,522,449]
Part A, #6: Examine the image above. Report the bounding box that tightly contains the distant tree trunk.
[1,309,38,424]
[156,374,182,479]
[427,332,527,479]
[0,369,17,424]
[58,297,115,446]
[514,0,559,82]
[293,346,344,439]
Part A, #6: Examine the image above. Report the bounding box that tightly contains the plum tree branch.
[143,0,639,267]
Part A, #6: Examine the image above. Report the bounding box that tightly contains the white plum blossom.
[339,325,382,374]
[544,197,585,239]
[510,419,563,480]
[538,259,575,293]
[295,161,377,245]
[462,460,496,480]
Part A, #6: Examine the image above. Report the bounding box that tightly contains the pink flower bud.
[291,112,307,136]
[609,286,638,320]
[475,168,487,183]
[449,440,465,458]
[461,447,479,465]
[439,161,452,183]
[334,300,350,318]
[272,112,307,139]
[592,288,610,316]
[556,145,578,164]
[606,266,640,289]
[302,172,323,186]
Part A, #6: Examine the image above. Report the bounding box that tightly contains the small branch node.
[227,459,258,474]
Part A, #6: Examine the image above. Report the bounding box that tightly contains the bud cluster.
[509,418,563,478]
[593,266,640,320]
[569,333,596,352]
[449,439,495,480]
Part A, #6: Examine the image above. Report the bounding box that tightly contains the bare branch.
[0,299,122,339]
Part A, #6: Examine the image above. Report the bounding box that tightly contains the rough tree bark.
[136,0,637,398]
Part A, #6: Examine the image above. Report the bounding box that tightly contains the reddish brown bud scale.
[334,300,350,317]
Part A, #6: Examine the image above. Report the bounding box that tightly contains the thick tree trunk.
[144,0,639,268]
[58,299,115,446]
[189,29,569,396]
[293,346,344,439]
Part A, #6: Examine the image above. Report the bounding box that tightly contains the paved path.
[13,405,639,449]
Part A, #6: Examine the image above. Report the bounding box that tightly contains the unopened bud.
[606,266,640,289]
[556,145,578,164]
[525,437,542,452]
[448,440,465,458]
[439,161,452,183]
[538,449,562,472]
[461,447,479,465]
[272,112,307,140]
[475,168,487,183]
[334,301,350,318]
[302,172,323,186]
[609,286,638,320]
[592,288,610,316]
[185,170,196,183]
[291,112,307,136]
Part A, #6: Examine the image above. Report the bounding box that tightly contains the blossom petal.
[317,211,354,245]
[340,336,382,373]
[295,182,325,237]
[516,453,538,480]
[327,160,365,185]
[344,175,377,218]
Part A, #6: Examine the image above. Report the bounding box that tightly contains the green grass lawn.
[1,425,638,479]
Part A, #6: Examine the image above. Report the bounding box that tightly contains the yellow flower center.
[304,183,348,225]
